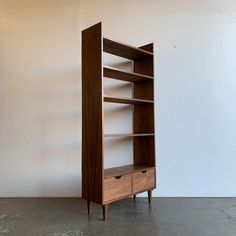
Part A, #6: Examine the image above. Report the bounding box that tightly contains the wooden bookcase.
[82,22,156,220]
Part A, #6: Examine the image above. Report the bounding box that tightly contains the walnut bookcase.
[82,22,156,220]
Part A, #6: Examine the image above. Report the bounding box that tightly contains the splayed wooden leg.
[87,200,91,215]
[148,190,152,204]
[102,204,108,221]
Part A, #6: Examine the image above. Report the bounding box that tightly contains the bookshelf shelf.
[103,95,153,105]
[104,133,155,138]
[104,164,155,179]
[103,37,153,60]
[103,66,153,82]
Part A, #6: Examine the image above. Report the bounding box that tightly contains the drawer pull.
[115,175,122,179]
[141,170,147,173]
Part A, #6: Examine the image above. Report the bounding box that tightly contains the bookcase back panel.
[133,136,155,166]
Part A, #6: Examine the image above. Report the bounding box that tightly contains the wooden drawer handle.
[141,170,147,173]
[115,175,122,179]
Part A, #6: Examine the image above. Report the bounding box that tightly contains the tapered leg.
[102,204,108,221]
[148,190,152,204]
[133,195,136,200]
[87,200,91,215]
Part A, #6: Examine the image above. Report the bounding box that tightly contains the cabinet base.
[85,189,153,220]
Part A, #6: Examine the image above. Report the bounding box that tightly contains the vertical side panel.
[82,23,103,204]
[139,43,154,53]
[133,43,155,167]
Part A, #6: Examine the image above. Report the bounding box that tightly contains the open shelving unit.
[82,22,156,220]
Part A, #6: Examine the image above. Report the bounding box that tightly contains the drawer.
[104,174,132,203]
[133,168,155,193]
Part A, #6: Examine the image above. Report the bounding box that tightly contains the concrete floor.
[0,198,236,236]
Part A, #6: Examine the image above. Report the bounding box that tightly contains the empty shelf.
[104,133,154,138]
[103,95,153,105]
[103,37,153,60]
[104,164,155,179]
[103,66,153,82]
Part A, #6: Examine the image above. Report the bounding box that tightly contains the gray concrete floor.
[0,198,236,236]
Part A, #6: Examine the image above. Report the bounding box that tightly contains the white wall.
[1,0,236,197]
[0,0,81,197]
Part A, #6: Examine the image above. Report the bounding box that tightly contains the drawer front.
[104,174,132,203]
[133,168,155,193]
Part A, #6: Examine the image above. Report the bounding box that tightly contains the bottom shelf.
[104,164,155,179]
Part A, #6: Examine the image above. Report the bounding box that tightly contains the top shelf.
[103,37,153,60]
